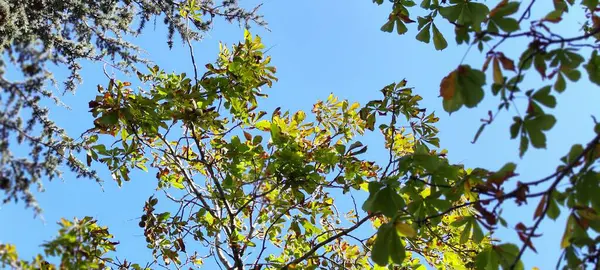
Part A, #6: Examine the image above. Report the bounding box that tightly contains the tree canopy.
[1,0,600,269]
[0,0,263,213]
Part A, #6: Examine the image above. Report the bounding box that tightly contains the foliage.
[0,217,125,269]
[0,0,263,214]
[372,0,600,268]
[1,0,600,268]
[75,29,492,269]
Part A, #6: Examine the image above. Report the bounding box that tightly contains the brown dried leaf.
[534,195,547,219]
[498,53,516,71]
[482,55,493,72]
[488,0,509,19]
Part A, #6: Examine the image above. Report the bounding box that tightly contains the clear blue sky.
[1,0,598,269]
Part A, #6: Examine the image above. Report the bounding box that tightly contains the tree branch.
[510,134,600,269]
[281,213,376,269]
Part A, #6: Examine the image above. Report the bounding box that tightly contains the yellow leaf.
[293,110,306,123]
[395,222,417,237]
[532,267,540,270]
[493,57,504,84]
[464,180,477,202]
[360,182,369,191]
[254,120,271,131]
[561,225,571,248]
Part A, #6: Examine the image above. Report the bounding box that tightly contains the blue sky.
[1,0,599,269]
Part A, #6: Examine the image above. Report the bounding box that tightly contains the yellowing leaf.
[493,57,504,84]
[293,110,306,122]
[395,222,417,237]
[255,120,271,131]
[577,207,599,220]
[440,70,458,100]
[561,215,575,248]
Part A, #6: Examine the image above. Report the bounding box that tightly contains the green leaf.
[584,50,600,86]
[348,141,364,152]
[363,186,404,218]
[372,222,406,266]
[421,0,432,8]
[476,247,499,270]
[439,5,462,22]
[554,73,566,92]
[451,217,471,227]
[582,0,599,11]
[371,223,393,266]
[402,0,417,7]
[416,23,431,43]
[442,90,464,113]
[493,1,520,17]
[531,114,556,131]
[563,144,584,164]
[494,17,519,32]
[496,243,524,269]
[396,20,408,35]
[459,221,472,244]
[171,181,185,189]
[527,128,547,148]
[381,20,395,32]
[158,212,171,222]
[532,86,556,108]
[99,111,119,125]
[547,195,561,220]
[510,117,522,139]
[455,25,470,44]
[440,65,486,113]
[389,232,406,264]
[468,3,490,29]
[563,68,581,82]
[472,222,485,243]
[519,48,535,70]
[350,146,368,156]
[519,135,529,157]
[544,9,563,22]
[460,68,486,108]
[431,23,448,50]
